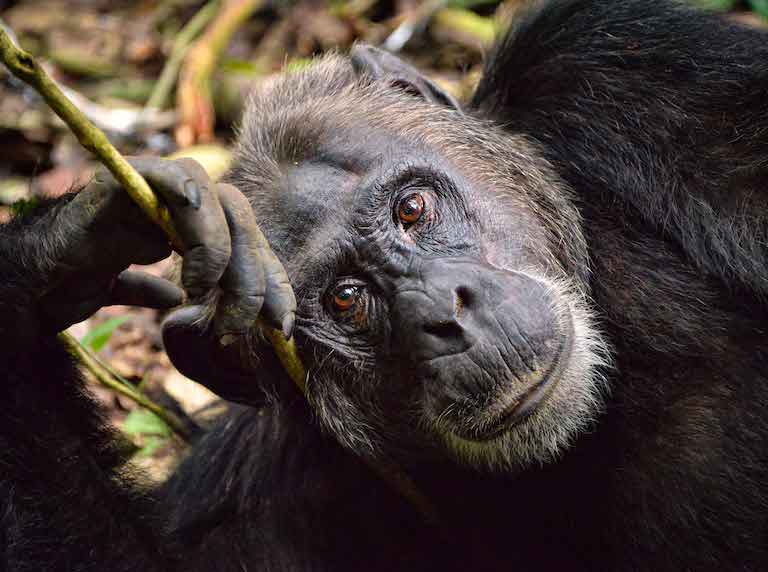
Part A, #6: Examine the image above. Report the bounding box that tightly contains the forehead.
[233,55,569,273]
[271,126,434,249]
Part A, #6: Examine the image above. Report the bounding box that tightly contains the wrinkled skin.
[187,46,607,472]
[3,0,768,571]
[8,156,295,343]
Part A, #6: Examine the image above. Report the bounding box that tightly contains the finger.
[162,306,270,406]
[53,199,171,274]
[216,185,296,339]
[213,184,266,338]
[84,157,205,223]
[63,164,176,271]
[109,271,185,309]
[126,157,232,298]
[125,157,206,209]
[262,252,297,339]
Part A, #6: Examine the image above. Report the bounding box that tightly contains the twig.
[0,16,438,532]
[59,332,192,441]
[0,27,179,246]
[145,0,220,111]
[0,24,307,406]
[175,0,263,146]
[383,0,446,52]
[58,78,176,135]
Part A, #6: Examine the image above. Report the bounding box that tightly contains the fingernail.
[184,179,201,209]
[282,313,295,340]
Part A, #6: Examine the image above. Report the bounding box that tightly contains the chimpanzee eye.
[397,193,425,227]
[331,284,360,313]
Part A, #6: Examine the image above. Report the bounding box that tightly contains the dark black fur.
[474,0,768,298]
[3,1,768,570]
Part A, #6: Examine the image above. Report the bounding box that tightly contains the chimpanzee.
[2,0,768,570]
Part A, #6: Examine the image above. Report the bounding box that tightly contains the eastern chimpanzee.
[2,0,768,570]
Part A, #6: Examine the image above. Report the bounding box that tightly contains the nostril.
[455,286,474,319]
[423,320,464,340]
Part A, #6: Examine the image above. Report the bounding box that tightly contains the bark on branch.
[0,25,307,405]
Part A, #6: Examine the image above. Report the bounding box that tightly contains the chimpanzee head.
[173,47,610,472]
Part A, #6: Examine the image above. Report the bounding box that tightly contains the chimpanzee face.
[227,51,610,471]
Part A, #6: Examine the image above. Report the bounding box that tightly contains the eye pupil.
[333,286,358,311]
[398,194,425,225]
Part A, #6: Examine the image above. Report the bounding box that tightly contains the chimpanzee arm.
[0,158,295,569]
[0,197,177,569]
[0,336,174,569]
[472,0,768,297]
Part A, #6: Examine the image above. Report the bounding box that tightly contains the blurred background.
[0,0,764,479]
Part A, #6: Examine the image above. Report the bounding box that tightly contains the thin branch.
[59,332,192,442]
[383,0,446,52]
[0,27,180,248]
[0,25,307,403]
[145,0,220,111]
[176,0,264,146]
[0,18,438,531]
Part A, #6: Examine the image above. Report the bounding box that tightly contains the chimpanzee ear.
[162,306,271,408]
[350,44,462,111]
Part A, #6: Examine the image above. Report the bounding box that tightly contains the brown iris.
[332,285,358,312]
[397,193,425,226]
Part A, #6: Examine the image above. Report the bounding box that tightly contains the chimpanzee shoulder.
[473,0,768,297]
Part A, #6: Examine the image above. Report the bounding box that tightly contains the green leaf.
[123,409,172,438]
[689,0,735,10]
[10,197,40,218]
[80,316,130,352]
[748,0,768,17]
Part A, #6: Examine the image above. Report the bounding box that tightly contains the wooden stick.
[59,333,192,441]
[0,22,439,530]
[175,0,263,146]
[0,25,307,396]
[145,0,220,111]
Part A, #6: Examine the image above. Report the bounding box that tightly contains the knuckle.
[208,233,233,256]
[265,265,289,282]
[232,293,266,313]
[217,182,245,198]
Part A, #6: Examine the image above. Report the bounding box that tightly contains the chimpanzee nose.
[391,265,477,362]
[421,288,468,339]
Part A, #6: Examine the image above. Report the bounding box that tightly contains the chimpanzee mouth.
[445,316,573,443]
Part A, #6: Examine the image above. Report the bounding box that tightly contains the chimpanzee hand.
[13,157,295,393]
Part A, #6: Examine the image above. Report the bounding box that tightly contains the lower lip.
[453,313,574,442]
